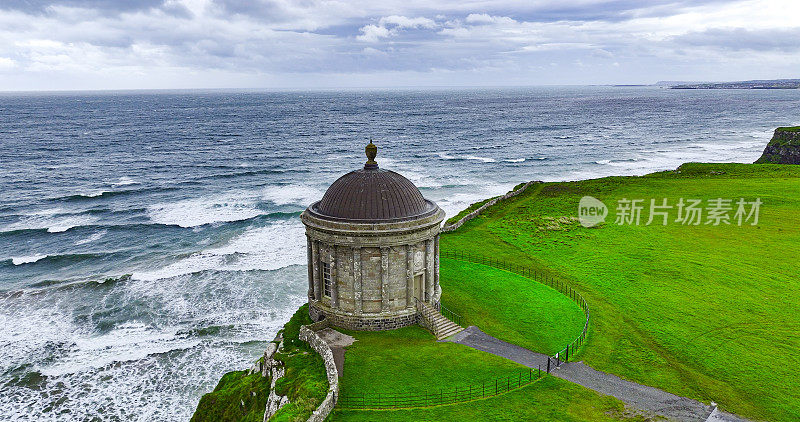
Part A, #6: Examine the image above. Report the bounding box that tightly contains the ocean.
[1,86,798,420]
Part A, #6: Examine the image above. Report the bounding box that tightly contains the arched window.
[322,261,331,297]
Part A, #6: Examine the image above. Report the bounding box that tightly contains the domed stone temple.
[301,141,445,330]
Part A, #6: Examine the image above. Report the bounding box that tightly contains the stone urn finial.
[365,139,378,169]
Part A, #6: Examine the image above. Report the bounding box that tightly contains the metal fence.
[338,368,543,409]
[438,302,462,327]
[440,250,590,367]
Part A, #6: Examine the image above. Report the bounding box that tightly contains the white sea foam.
[434,184,514,218]
[40,322,201,377]
[11,254,48,265]
[0,304,77,375]
[0,264,306,421]
[1,212,99,233]
[75,229,107,245]
[132,221,306,281]
[47,215,99,233]
[79,190,107,198]
[464,155,496,162]
[147,194,263,228]
[147,184,321,228]
[504,158,526,163]
[261,183,323,207]
[437,152,497,163]
[28,208,65,216]
[112,176,139,187]
[564,138,766,182]
[380,156,444,189]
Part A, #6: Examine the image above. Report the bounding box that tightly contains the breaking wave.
[132,221,306,281]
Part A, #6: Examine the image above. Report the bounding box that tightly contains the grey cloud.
[673,27,800,52]
[0,0,166,15]
[213,0,289,18]
[419,0,732,24]
[1,0,798,89]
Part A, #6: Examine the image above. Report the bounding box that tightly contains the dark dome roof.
[314,167,434,221]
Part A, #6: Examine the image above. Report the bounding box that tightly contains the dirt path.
[448,326,749,422]
[316,327,356,376]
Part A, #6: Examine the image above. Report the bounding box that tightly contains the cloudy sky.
[1,0,799,90]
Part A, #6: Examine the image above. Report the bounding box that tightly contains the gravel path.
[448,326,750,422]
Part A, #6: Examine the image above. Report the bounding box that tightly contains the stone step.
[436,325,464,340]
[416,300,464,339]
[432,317,456,330]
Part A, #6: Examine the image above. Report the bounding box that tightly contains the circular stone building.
[301,142,445,330]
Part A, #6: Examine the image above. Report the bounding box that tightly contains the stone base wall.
[309,304,324,323]
[309,302,419,331]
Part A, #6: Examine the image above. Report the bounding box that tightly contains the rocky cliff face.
[755,127,800,164]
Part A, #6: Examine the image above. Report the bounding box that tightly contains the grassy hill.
[440,162,800,421]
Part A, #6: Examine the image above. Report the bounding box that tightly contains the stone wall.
[299,323,339,422]
[441,181,540,233]
[311,306,420,330]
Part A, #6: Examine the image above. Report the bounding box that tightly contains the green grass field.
[333,326,644,421]
[337,326,528,395]
[440,163,800,421]
[440,259,585,355]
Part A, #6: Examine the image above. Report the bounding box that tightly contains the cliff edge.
[755,127,800,164]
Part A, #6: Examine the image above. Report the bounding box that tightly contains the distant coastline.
[667,78,800,90]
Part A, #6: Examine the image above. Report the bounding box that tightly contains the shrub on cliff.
[755,126,800,164]
[280,303,313,347]
[191,304,328,422]
[190,371,271,422]
[270,304,328,421]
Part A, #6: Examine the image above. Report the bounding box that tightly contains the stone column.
[353,247,362,315]
[312,240,320,301]
[425,239,434,302]
[306,236,314,301]
[434,235,441,298]
[381,247,389,312]
[330,246,339,309]
[405,244,414,309]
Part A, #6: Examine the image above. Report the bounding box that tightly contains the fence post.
[495,379,498,395]
[546,358,550,373]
